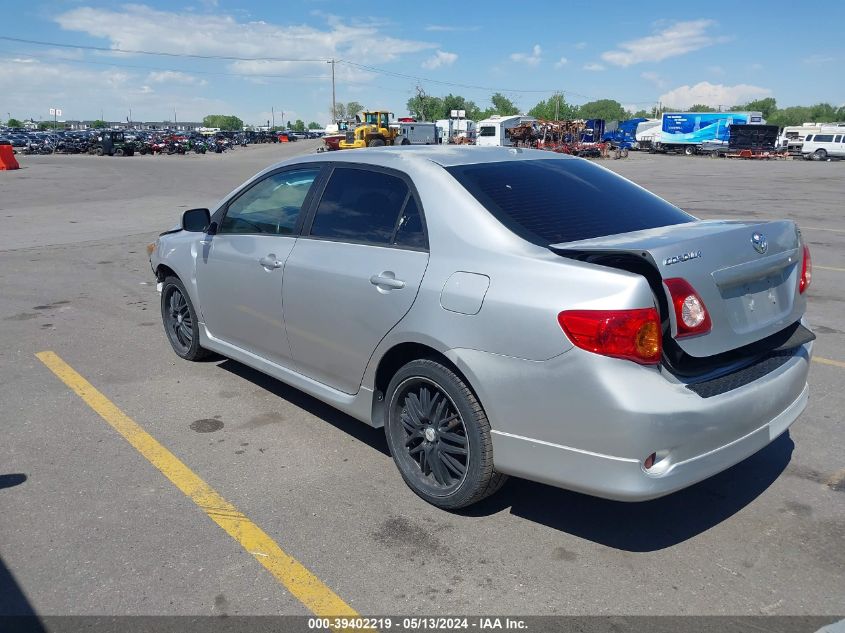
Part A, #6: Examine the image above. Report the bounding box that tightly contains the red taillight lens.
[558,308,662,365]
[799,244,812,294]
[664,278,711,338]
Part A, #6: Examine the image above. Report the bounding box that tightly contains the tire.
[160,276,210,361]
[114,148,124,157]
[384,359,506,509]
[96,147,104,156]
[683,145,695,156]
[401,138,411,146]
[621,148,629,158]
[368,138,386,147]
[813,149,827,161]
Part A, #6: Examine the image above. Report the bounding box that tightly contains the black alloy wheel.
[385,359,506,509]
[160,277,210,361]
[394,377,469,493]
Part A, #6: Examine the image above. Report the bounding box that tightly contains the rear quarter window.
[446,158,694,245]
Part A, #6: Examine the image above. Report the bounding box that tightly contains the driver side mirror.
[182,208,210,232]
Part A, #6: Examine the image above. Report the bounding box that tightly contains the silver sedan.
[150,147,814,509]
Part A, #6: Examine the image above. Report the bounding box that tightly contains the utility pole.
[555,92,561,121]
[327,59,336,120]
[271,106,275,129]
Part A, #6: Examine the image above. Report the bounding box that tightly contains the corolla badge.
[663,250,701,266]
[751,232,768,254]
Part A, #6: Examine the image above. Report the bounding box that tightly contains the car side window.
[310,168,409,245]
[220,168,319,235]
[393,195,427,249]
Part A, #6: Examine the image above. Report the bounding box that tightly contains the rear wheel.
[384,359,506,509]
[368,138,386,147]
[683,145,695,156]
[160,276,210,361]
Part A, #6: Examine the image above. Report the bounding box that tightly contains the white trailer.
[475,115,535,147]
[397,121,438,145]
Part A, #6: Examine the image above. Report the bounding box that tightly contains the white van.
[801,132,845,160]
[475,115,535,147]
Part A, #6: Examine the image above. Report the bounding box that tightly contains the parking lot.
[1,143,843,618]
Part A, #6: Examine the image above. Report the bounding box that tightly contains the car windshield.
[446,158,695,245]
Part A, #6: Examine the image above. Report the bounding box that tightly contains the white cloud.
[421,50,458,70]
[583,62,605,71]
[424,24,480,32]
[510,44,542,66]
[574,42,587,49]
[147,70,207,86]
[640,71,665,88]
[658,81,772,109]
[55,5,436,75]
[0,56,232,122]
[601,20,718,67]
[803,54,835,64]
[554,57,568,69]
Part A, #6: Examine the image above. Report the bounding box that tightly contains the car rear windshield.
[446,158,694,245]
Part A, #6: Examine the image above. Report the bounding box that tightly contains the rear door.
[195,166,322,365]
[282,165,429,394]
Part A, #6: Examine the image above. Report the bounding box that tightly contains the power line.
[0,35,329,62]
[340,60,572,96]
[0,51,330,79]
[0,34,661,105]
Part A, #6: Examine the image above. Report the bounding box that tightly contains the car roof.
[278,146,577,170]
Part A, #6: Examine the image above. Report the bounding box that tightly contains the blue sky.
[2,0,844,125]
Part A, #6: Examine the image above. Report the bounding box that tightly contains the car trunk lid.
[550,219,806,358]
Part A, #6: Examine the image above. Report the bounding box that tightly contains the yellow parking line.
[813,356,845,369]
[815,265,845,272]
[36,351,357,619]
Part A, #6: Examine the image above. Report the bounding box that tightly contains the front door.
[283,166,429,394]
[196,166,321,365]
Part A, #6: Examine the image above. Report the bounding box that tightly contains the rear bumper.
[447,339,811,501]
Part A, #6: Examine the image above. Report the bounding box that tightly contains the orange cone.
[0,144,20,170]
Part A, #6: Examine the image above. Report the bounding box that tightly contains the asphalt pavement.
[1,143,843,618]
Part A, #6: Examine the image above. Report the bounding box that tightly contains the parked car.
[150,147,814,509]
[801,132,845,160]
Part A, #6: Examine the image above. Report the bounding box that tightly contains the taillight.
[663,278,711,338]
[799,244,812,294]
[558,308,662,365]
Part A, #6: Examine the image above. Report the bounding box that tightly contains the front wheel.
[368,138,386,147]
[683,145,695,156]
[813,149,827,161]
[160,276,210,361]
[384,359,506,509]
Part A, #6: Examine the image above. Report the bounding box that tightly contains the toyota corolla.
[149,147,814,509]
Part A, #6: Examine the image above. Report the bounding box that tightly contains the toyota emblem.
[751,232,768,254]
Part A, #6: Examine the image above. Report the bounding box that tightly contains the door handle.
[258,255,283,269]
[370,273,405,290]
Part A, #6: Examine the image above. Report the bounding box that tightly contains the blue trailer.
[656,111,763,155]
